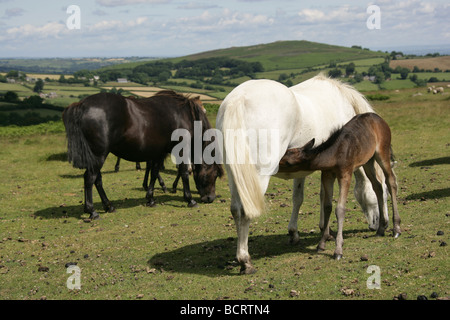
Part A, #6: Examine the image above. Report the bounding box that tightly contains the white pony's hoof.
[334,254,343,260]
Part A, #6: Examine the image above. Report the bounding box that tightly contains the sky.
[0,0,449,58]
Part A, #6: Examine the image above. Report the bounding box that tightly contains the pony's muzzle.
[200,194,215,203]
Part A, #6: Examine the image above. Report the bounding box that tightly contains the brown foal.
[279,112,401,260]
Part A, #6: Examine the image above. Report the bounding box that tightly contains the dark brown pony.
[63,91,223,220]
[279,112,400,260]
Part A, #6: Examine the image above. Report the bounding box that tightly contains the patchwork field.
[390,56,450,71]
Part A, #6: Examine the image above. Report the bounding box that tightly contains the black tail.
[63,102,100,172]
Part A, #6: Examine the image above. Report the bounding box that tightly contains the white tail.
[222,97,265,220]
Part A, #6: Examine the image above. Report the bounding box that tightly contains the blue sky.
[0,0,449,57]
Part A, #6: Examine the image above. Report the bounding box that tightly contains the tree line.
[73,58,264,86]
[0,91,63,126]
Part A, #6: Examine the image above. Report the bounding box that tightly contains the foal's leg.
[376,154,401,238]
[288,178,305,245]
[385,171,401,238]
[317,171,335,252]
[334,171,352,260]
[374,164,390,230]
[362,159,388,237]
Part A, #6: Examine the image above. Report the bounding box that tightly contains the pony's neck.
[304,147,338,171]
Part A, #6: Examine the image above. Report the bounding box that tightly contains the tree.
[6,70,19,78]
[354,73,363,83]
[278,73,289,82]
[345,63,355,76]
[158,71,171,83]
[374,71,385,84]
[33,79,44,93]
[399,68,409,80]
[328,68,342,78]
[23,95,44,108]
[4,91,19,102]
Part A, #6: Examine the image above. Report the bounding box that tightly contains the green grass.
[0,83,34,98]
[408,72,449,81]
[353,81,380,91]
[0,84,448,301]
[380,79,418,90]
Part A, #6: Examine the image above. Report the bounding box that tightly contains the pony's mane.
[154,90,186,100]
[307,126,343,156]
[153,90,211,129]
[313,72,374,114]
[154,91,222,176]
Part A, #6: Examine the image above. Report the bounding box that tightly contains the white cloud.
[2,22,68,40]
[0,16,149,42]
[297,9,325,23]
[177,2,220,10]
[0,1,448,57]
[176,9,274,34]
[96,0,170,7]
[297,5,365,24]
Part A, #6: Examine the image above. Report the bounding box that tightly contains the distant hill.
[0,57,158,74]
[171,40,386,71]
[102,40,387,73]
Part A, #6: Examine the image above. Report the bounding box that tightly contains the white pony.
[216,74,389,274]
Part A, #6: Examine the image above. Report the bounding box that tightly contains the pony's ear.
[303,138,315,150]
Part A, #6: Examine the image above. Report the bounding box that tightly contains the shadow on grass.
[59,168,178,179]
[147,228,371,277]
[409,156,450,167]
[33,193,199,220]
[147,233,317,277]
[405,187,450,200]
[46,152,68,162]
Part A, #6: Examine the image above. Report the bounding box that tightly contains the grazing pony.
[279,113,401,259]
[63,91,223,220]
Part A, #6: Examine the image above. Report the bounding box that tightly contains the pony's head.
[279,139,315,172]
[193,162,224,203]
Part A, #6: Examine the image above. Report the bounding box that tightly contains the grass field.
[0,83,448,301]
